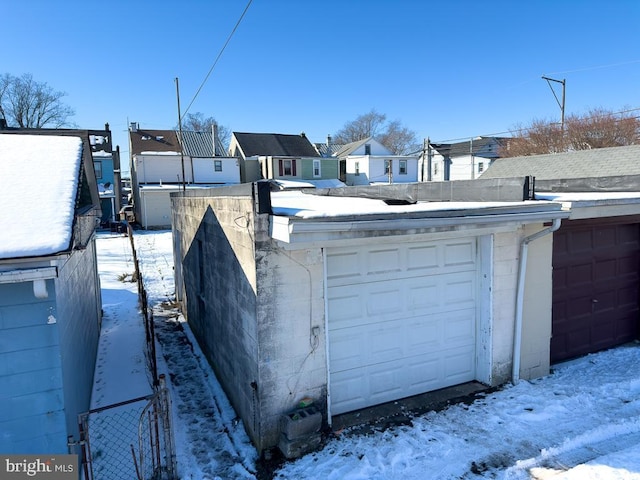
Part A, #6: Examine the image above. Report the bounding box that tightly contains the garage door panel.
[327,291,363,325]
[367,248,402,274]
[326,251,361,281]
[444,309,476,344]
[328,238,478,414]
[444,242,476,266]
[407,245,439,271]
[552,220,640,363]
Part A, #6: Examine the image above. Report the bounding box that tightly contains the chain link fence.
[79,378,176,480]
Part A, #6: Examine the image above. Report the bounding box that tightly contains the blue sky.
[4,0,640,166]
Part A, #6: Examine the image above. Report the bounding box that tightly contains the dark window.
[214,160,222,172]
[94,161,103,180]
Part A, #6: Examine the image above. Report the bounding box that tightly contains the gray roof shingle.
[232,132,319,157]
[481,144,640,180]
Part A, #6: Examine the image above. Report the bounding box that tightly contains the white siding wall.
[192,157,240,183]
[136,154,193,183]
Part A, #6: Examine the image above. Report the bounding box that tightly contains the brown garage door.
[551,217,640,363]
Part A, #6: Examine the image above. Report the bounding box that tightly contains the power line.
[182,0,253,118]
[431,106,640,144]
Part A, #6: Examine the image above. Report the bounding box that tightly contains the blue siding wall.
[56,238,101,445]
[0,280,67,453]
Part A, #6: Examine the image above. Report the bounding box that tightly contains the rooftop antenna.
[542,76,566,130]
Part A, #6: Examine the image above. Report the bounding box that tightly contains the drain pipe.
[512,218,562,384]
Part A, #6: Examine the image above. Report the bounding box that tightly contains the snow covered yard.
[95,230,640,479]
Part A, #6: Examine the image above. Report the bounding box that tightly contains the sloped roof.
[314,142,345,157]
[333,137,373,158]
[232,132,319,157]
[481,144,640,180]
[0,134,83,259]
[431,137,509,158]
[130,129,180,155]
[179,130,213,157]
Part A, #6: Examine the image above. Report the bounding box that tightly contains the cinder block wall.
[172,192,330,453]
[491,224,554,385]
[254,244,328,450]
[491,229,520,384]
[172,194,262,449]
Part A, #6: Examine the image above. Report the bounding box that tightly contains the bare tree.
[500,108,640,157]
[178,112,231,148]
[333,109,418,154]
[0,73,75,128]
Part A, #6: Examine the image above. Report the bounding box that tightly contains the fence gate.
[78,377,176,480]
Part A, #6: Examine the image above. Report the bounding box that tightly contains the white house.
[339,137,419,185]
[129,124,240,228]
[420,137,508,181]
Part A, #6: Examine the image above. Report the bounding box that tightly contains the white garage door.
[327,238,478,415]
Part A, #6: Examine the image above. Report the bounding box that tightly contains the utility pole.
[175,77,186,193]
[542,76,566,130]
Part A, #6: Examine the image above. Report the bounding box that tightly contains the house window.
[434,163,439,175]
[313,159,321,177]
[399,160,407,175]
[364,144,371,155]
[478,162,484,173]
[384,159,391,174]
[355,161,360,175]
[94,161,103,180]
[214,160,222,172]
[278,159,297,176]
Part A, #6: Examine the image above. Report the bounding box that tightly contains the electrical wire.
[182,0,253,118]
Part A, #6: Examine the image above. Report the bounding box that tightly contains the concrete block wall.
[490,229,521,384]
[255,245,327,450]
[172,194,262,449]
[490,224,554,385]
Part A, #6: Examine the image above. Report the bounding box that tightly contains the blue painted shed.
[0,131,102,454]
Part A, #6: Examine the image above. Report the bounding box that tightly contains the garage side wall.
[520,224,553,380]
[171,194,261,448]
[491,224,554,385]
[255,244,327,450]
[491,230,521,384]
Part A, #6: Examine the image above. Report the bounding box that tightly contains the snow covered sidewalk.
[96,230,640,480]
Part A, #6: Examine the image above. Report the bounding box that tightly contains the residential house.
[89,124,123,225]
[421,137,508,181]
[0,131,102,454]
[170,178,573,453]
[129,123,240,229]
[229,132,339,185]
[338,137,419,185]
[482,144,640,363]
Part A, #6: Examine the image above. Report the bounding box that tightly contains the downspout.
[512,218,562,384]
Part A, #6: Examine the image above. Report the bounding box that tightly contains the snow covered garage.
[171,180,569,452]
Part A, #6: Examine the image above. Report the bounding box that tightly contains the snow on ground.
[95,229,640,479]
